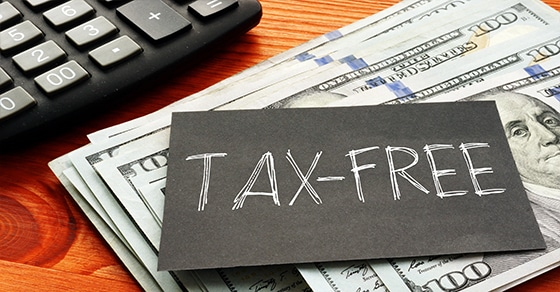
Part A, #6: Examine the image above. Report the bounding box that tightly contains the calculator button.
[0,68,13,88]
[98,0,131,3]
[34,60,90,95]
[0,87,37,121]
[24,0,66,11]
[189,0,239,18]
[43,0,95,29]
[66,16,118,48]
[0,2,23,30]
[0,20,44,54]
[89,35,142,68]
[13,41,67,73]
[116,0,191,42]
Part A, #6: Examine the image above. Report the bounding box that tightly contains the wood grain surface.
[1,0,560,291]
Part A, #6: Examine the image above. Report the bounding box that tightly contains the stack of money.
[49,0,560,290]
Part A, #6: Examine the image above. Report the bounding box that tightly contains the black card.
[159,102,545,271]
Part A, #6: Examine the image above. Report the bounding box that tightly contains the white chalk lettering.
[459,143,506,196]
[424,144,468,199]
[386,146,430,200]
[186,153,227,211]
[232,152,280,210]
[346,146,380,203]
[185,141,504,210]
[286,150,323,205]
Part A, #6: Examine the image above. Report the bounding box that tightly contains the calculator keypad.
[0,0,262,142]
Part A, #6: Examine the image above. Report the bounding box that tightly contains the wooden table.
[1,0,559,290]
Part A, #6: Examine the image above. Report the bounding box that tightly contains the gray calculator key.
[24,0,66,10]
[66,16,118,48]
[189,0,239,18]
[0,2,23,29]
[0,20,44,54]
[0,68,13,88]
[89,35,142,68]
[34,60,90,95]
[0,87,37,121]
[43,0,95,29]
[117,0,191,41]
[13,41,67,73]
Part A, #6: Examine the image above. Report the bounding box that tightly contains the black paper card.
[159,102,545,271]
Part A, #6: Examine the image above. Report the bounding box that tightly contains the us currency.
[69,122,170,251]
[329,29,560,107]
[49,156,196,292]
[64,124,202,291]
[94,137,170,230]
[65,115,315,291]
[217,0,560,110]
[49,157,166,292]
[196,265,311,291]
[297,261,388,291]
[367,59,560,291]
[329,31,560,106]
[86,0,438,142]
[91,141,314,291]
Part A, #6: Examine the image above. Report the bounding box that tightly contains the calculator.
[0,0,262,144]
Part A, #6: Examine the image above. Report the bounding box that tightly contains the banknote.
[366,59,560,291]
[196,265,311,291]
[328,30,560,107]
[65,115,317,291]
[48,156,184,292]
[94,141,170,236]
[298,261,388,291]
[218,0,560,110]
[86,0,439,143]
[62,126,199,291]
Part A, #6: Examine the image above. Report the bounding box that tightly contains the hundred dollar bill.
[69,123,171,251]
[329,29,560,107]
[297,261,388,291]
[218,0,560,110]
[94,139,170,230]
[86,0,438,142]
[63,125,203,291]
[369,60,560,291]
[49,156,196,292]
[49,158,165,292]
[134,167,167,223]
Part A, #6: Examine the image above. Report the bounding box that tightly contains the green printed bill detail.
[216,0,560,110]
[327,30,560,107]
[298,261,388,292]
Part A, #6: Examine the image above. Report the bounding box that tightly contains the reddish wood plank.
[1,0,559,290]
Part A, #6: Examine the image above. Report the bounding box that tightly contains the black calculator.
[0,0,262,144]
